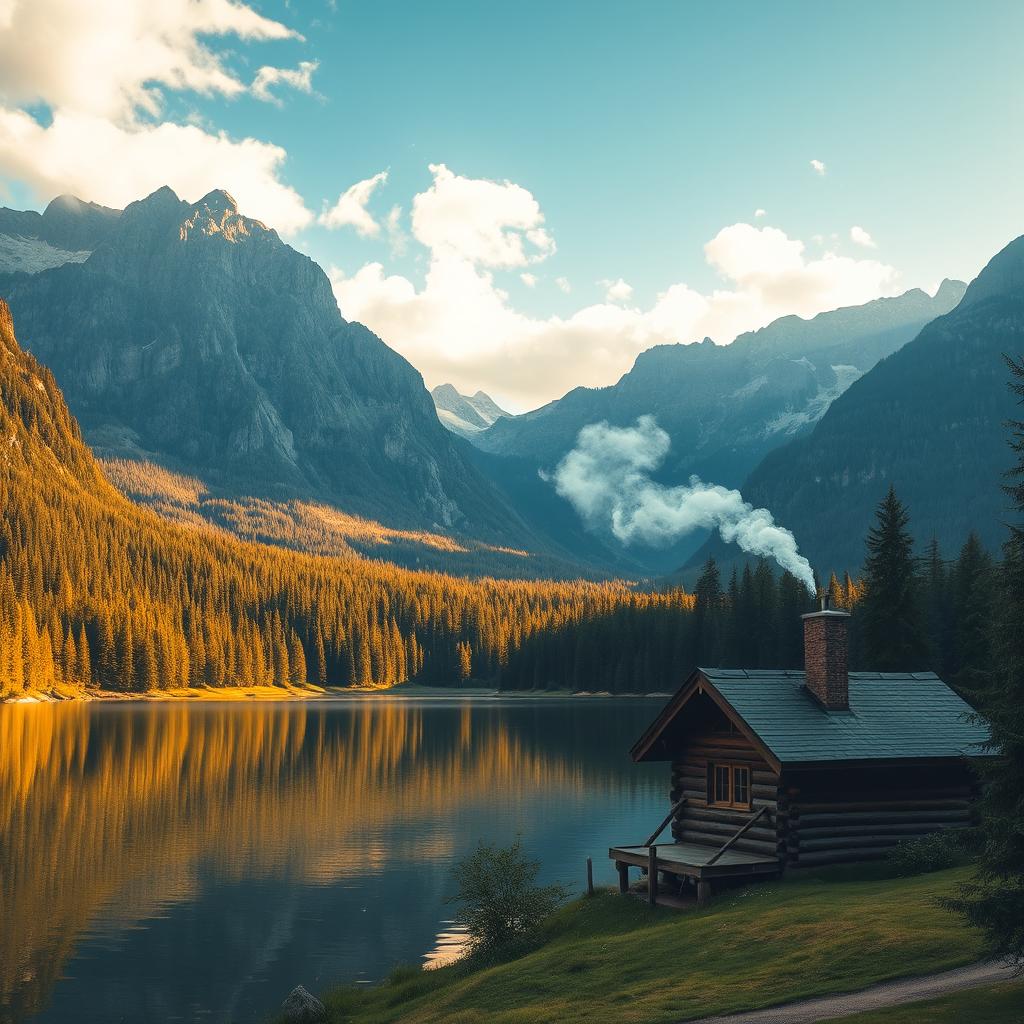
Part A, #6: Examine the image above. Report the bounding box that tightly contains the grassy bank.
[316,866,986,1024]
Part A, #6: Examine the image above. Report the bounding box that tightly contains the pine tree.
[955,354,1024,965]
[949,532,993,695]
[859,486,928,671]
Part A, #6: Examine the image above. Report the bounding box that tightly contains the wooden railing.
[705,805,769,866]
[644,797,687,847]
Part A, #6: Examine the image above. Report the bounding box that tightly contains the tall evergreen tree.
[957,355,1024,965]
[859,486,928,670]
[690,558,721,669]
[949,532,993,695]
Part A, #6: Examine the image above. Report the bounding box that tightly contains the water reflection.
[0,698,663,1023]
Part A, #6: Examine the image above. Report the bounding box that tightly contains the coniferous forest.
[0,301,691,698]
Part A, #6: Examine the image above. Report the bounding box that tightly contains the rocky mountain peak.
[960,234,1024,309]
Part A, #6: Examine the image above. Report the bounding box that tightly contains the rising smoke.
[550,415,817,594]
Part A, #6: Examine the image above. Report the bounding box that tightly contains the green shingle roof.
[698,668,991,765]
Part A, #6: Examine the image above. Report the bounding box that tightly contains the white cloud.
[251,61,318,106]
[0,108,311,232]
[333,169,901,410]
[754,208,766,218]
[0,0,313,232]
[555,276,571,293]
[385,204,407,255]
[411,163,555,267]
[520,272,537,287]
[850,225,877,248]
[810,159,826,176]
[601,277,634,303]
[320,171,389,236]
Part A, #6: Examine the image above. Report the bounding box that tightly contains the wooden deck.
[609,842,780,906]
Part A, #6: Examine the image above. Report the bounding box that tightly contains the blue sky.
[1,0,1022,407]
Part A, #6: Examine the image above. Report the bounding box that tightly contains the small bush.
[888,830,971,876]
[448,839,568,956]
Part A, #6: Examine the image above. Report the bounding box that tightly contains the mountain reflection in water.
[0,698,664,1024]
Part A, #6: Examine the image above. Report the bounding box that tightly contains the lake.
[0,697,666,1024]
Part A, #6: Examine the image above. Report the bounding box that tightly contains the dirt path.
[685,961,1017,1024]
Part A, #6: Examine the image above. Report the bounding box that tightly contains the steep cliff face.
[0,187,535,542]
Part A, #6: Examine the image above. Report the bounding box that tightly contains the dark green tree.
[691,558,721,669]
[956,355,1024,965]
[949,532,993,695]
[920,537,953,678]
[859,486,928,670]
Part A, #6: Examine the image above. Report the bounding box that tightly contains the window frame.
[708,762,753,810]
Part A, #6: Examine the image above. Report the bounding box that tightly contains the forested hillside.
[0,299,685,698]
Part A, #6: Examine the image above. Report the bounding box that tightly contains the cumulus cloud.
[754,208,766,218]
[411,163,554,267]
[810,159,827,175]
[555,276,571,293]
[0,0,313,232]
[320,171,389,236]
[251,60,318,105]
[850,225,877,248]
[520,272,537,287]
[332,167,901,410]
[601,278,634,303]
[551,416,816,591]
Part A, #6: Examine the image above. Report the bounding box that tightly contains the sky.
[0,0,1022,411]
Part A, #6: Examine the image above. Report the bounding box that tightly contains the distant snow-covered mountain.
[431,383,512,439]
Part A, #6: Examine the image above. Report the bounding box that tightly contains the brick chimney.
[802,595,851,710]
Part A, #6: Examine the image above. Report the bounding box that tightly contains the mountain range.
[0,187,566,571]
[691,235,1024,577]
[2,185,1019,586]
[470,282,966,571]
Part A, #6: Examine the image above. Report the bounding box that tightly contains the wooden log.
[798,822,964,840]
[697,878,712,907]
[800,834,906,852]
[617,861,629,894]
[796,809,971,826]
[794,798,971,814]
[586,857,594,896]
[648,846,658,906]
[679,806,776,828]
[795,847,892,866]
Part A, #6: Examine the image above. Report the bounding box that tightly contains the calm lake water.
[0,697,665,1024]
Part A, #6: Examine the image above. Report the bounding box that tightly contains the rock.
[281,984,326,1023]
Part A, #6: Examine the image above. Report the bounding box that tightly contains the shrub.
[448,839,568,955]
[888,830,971,876]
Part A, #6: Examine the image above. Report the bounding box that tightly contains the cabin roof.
[632,668,992,767]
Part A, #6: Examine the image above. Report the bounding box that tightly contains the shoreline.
[3,683,672,705]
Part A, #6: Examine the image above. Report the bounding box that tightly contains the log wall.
[784,764,976,867]
[669,731,783,858]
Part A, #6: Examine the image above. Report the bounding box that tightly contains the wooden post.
[648,845,658,906]
[697,878,712,907]
[617,860,629,894]
[586,856,594,896]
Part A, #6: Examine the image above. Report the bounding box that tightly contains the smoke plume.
[551,415,816,594]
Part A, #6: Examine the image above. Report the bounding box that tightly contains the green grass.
[841,979,1024,1023]
[318,866,986,1024]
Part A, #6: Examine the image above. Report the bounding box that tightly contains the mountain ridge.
[0,186,554,560]
[685,235,1024,578]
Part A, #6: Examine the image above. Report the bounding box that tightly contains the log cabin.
[609,598,992,905]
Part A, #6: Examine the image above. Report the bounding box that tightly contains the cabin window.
[709,763,752,809]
